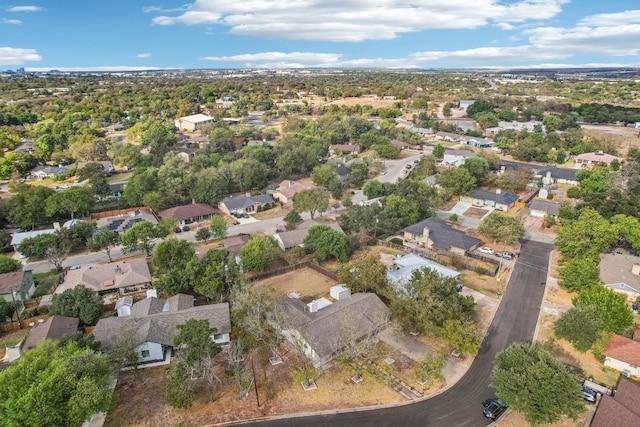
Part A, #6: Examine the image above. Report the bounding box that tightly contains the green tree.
[554,304,600,352]
[558,257,601,292]
[293,188,329,219]
[284,210,303,230]
[190,249,235,300]
[153,238,196,273]
[0,298,15,321]
[473,111,499,129]
[209,214,227,240]
[554,208,617,258]
[164,361,193,409]
[311,164,339,188]
[196,227,212,242]
[45,186,95,220]
[18,233,56,258]
[491,343,585,426]
[337,254,393,302]
[0,255,22,274]
[87,229,120,263]
[173,318,221,368]
[439,319,483,356]
[120,221,167,256]
[573,286,634,335]
[0,340,112,427]
[303,225,348,262]
[362,180,388,199]
[9,185,55,230]
[432,144,445,159]
[372,143,401,159]
[49,285,102,326]
[478,212,525,244]
[542,114,564,133]
[384,195,419,227]
[436,167,476,196]
[462,156,489,179]
[239,236,281,272]
[348,162,369,187]
[414,350,448,386]
[611,214,640,253]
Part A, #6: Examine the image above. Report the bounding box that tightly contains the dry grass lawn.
[0,328,29,359]
[255,267,337,300]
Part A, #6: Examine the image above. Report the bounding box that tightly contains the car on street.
[482,399,507,420]
[478,246,494,255]
[413,159,420,164]
[582,388,597,403]
[495,251,514,260]
[380,170,387,175]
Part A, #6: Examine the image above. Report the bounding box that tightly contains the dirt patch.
[325,97,398,109]
[462,207,490,219]
[255,267,337,299]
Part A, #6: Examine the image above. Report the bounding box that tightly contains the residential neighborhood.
[1,68,640,427]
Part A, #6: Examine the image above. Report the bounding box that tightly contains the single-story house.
[92,294,230,367]
[458,100,476,111]
[390,140,410,150]
[77,161,114,174]
[442,149,475,167]
[108,182,125,199]
[0,270,36,308]
[602,333,640,378]
[528,199,560,219]
[591,377,640,427]
[95,208,158,233]
[600,249,640,300]
[273,220,344,251]
[157,201,218,225]
[218,194,274,216]
[221,235,251,257]
[277,291,388,368]
[59,258,152,296]
[402,218,481,255]
[575,152,622,167]
[436,132,465,143]
[463,138,494,149]
[174,113,214,132]
[464,189,519,212]
[10,228,58,252]
[386,253,461,290]
[30,164,72,179]
[170,146,199,163]
[336,166,351,182]
[329,144,361,156]
[22,315,79,352]
[273,180,315,204]
[534,167,579,186]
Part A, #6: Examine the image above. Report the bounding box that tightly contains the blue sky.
[2,1,640,71]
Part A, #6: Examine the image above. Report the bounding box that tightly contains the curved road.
[241,239,553,427]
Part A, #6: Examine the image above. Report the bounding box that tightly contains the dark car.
[495,251,514,260]
[174,227,182,233]
[181,225,190,232]
[483,399,507,420]
[582,388,597,403]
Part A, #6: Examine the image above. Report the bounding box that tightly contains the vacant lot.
[463,206,489,219]
[256,267,337,300]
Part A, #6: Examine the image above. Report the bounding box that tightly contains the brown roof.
[63,258,151,293]
[603,334,640,366]
[591,378,640,427]
[330,144,361,153]
[157,202,217,222]
[275,180,315,200]
[390,139,409,148]
[22,316,79,351]
[0,271,24,295]
[221,235,251,256]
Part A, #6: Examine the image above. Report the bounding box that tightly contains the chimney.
[422,227,430,240]
[115,265,122,275]
[496,189,502,194]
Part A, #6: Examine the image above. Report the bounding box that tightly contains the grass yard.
[0,328,29,359]
[32,269,61,298]
[255,267,337,300]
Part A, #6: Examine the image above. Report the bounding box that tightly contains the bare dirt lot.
[462,206,490,219]
[325,97,398,109]
[255,267,337,300]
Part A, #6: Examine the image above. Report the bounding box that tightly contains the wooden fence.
[249,261,338,282]
[90,206,156,220]
[0,314,50,333]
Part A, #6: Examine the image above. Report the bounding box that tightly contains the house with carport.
[92,294,230,367]
[386,253,461,295]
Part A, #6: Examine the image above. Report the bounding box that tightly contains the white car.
[478,247,494,255]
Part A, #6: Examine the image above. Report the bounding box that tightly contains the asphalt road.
[241,239,553,427]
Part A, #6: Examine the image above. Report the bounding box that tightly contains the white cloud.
[25,66,170,72]
[1,18,22,24]
[136,53,152,58]
[0,47,42,65]
[6,6,44,12]
[202,51,342,64]
[579,10,640,27]
[150,0,568,41]
[143,5,189,13]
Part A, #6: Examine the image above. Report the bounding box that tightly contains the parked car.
[582,388,597,403]
[181,225,190,232]
[478,246,494,255]
[174,227,182,233]
[495,251,514,260]
[380,170,387,175]
[413,159,419,164]
[482,399,507,420]
[69,265,81,271]
[241,213,249,219]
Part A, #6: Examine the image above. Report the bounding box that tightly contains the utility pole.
[251,358,260,408]
[10,287,21,329]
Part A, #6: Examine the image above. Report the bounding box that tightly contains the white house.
[92,294,231,368]
[602,334,640,378]
[386,253,461,293]
[528,199,560,219]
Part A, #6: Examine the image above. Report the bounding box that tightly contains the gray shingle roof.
[274,220,343,250]
[220,194,273,211]
[279,293,388,360]
[22,316,79,351]
[92,295,230,348]
[472,189,519,206]
[529,199,560,216]
[402,217,481,251]
[535,167,578,181]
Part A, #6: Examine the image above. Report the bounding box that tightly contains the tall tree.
[0,340,112,427]
[9,185,55,230]
[120,221,167,256]
[491,343,585,426]
[239,236,281,272]
[49,285,102,326]
[554,208,617,258]
[87,229,120,263]
[293,188,329,219]
[45,186,94,220]
[478,212,525,245]
[436,167,476,196]
[337,254,393,303]
[572,286,634,335]
[557,257,601,292]
[0,255,22,274]
[303,225,348,262]
[209,214,227,240]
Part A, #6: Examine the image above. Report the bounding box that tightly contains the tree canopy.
[49,285,102,326]
[478,212,525,245]
[303,225,348,262]
[491,343,585,426]
[239,236,281,272]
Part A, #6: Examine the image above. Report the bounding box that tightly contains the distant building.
[402,218,481,255]
[575,152,622,167]
[458,100,476,111]
[218,194,274,216]
[157,201,218,225]
[329,144,361,156]
[174,114,214,132]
